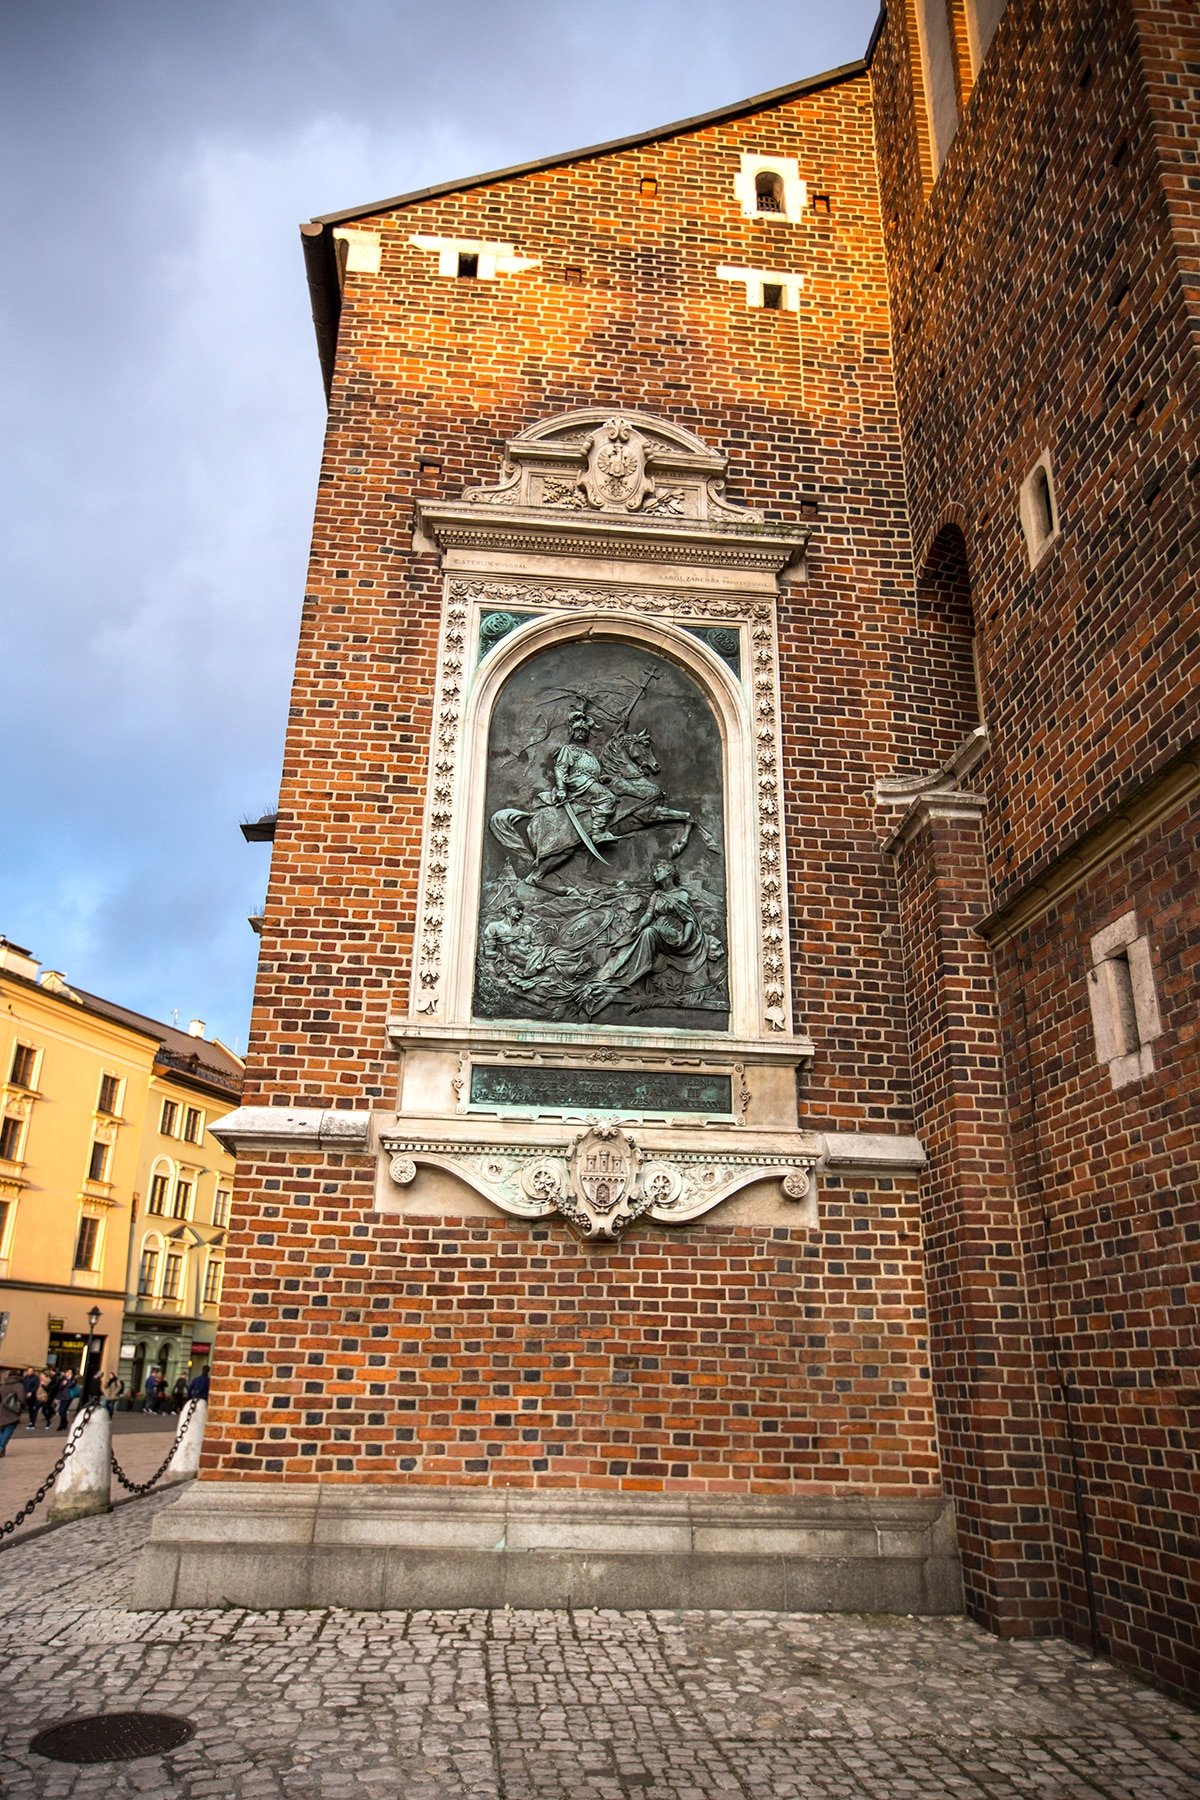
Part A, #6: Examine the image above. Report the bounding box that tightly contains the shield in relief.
[569,1122,637,1217]
[581,417,650,511]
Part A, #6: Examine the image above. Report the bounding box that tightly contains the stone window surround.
[733,153,806,221]
[1086,909,1163,1089]
[716,264,804,311]
[407,233,541,280]
[1019,449,1060,568]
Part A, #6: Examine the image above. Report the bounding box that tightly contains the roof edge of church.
[307,57,870,230]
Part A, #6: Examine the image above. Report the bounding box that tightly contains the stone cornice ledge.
[209,1109,924,1177]
[209,1107,371,1154]
[978,741,1200,948]
[415,500,811,575]
[883,790,986,856]
[387,1017,816,1065]
[819,1132,926,1174]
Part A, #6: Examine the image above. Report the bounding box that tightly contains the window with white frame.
[172,1178,193,1221]
[733,154,806,221]
[213,1187,231,1229]
[87,1139,110,1183]
[147,1169,170,1215]
[137,1244,160,1296]
[183,1106,203,1145]
[161,1252,183,1299]
[0,1113,23,1162]
[408,234,541,280]
[716,264,804,311]
[97,1072,121,1115]
[1087,910,1163,1088]
[203,1258,224,1307]
[0,1197,13,1256]
[9,1043,38,1089]
[74,1214,101,1271]
[160,1098,178,1137]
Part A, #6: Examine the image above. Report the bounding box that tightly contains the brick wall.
[873,0,1200,1697]
[248,72,945,1129]
[219,71,957,1516]
[206,1158,939,1496]
[995,792,1200,1695]
[873,0,1200,910]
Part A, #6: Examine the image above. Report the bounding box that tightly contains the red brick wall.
[206,1158,939,1496]
[248,73,945,1129]
[890,805,1056,1635]
[873,0,1200,1697]
[995,792,1200,1695]
[872,0,1200,911]
[219,72,954,1516]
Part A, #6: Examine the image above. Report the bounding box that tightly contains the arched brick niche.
[912,519,981,767]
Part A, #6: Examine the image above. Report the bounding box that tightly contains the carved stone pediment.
[462,410,759,525]
[414,409,812,573]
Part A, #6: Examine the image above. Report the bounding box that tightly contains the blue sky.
[1,1,879,1052]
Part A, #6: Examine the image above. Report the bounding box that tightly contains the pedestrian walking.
[143,1368,160,1414]
[0,1369,25,1456]
[21,1367,39,1429]
[41,1370,60,1428]
[101,1371,123,1417]
[187,1364,210,1402]
[55,1369,77,1432]
[171,1376,188,1413]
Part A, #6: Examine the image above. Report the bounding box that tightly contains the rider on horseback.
[538,712,617,845]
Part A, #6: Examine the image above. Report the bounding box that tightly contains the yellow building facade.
[0,936,242,1396]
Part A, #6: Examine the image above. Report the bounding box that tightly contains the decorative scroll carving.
[381,1123,819,1242]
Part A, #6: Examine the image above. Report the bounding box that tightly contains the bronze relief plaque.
[475,638,728,1030]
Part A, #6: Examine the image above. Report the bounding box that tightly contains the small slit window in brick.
[457,252,479,279]
[1019,452,1059,567]
[1087,911,1163,1089]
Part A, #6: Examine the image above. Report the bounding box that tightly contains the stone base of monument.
[132,1485,961,1614]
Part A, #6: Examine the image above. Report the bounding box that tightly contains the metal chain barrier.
[0,1399,100,1550]
[109,1399,197,1496]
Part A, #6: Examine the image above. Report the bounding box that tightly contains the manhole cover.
[30,1712,196,1764]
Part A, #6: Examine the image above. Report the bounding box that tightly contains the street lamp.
[82,1305,101,1401]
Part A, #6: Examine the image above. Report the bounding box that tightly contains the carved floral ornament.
[383,1121,819,1242]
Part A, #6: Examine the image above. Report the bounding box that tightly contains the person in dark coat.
[21,1367,39,1429]
[0,1370,25,1455]
[187,1364,210,1402]
[54,1369,77,1432]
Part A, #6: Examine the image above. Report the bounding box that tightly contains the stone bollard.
[164,1399,207,1482]
[47,1404,113,1525]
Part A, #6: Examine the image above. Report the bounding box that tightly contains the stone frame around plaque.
[412,595,788,1045]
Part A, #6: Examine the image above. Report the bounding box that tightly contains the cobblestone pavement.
[0,1413,187,1542]
[0,1489,1196,1799]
